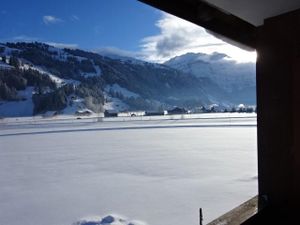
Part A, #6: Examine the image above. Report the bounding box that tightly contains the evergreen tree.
[9,56,20,68]
[1,56,6,63]
[0,81,18,100]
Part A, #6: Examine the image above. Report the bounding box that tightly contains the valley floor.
[0,114,257,225]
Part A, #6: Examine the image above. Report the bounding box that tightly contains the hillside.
[165,52,256,104]
[0,42,247,117]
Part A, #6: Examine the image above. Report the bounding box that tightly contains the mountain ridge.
[0,42,254,117]
[164,52,256,104]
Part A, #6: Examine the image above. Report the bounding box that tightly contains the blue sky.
[0,0,256,62]
[0,0,159,50]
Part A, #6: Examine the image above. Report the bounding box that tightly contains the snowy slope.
[22,63,81,87]
[0,42,256,117]
[104,96,129,111]
[165,52,256,96]
[0,87,34,117]
[105,84,140,98]
[80,61,102,78]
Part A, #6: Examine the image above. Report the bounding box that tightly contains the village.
[74,104,256,118]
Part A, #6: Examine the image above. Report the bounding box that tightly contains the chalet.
[75,110,92,116]
[104,110,118,117]
[145,111,165,116]
[167,107,188,115]
[118,111,145,117]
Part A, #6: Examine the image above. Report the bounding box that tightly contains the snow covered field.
[0,115,257,225]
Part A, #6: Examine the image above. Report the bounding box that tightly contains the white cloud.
[140,13,256,63]
[70,15,80,21]
[46,42,78,49]
[43,15,63,25]
[13,35,39,42]
[95,46,141,59]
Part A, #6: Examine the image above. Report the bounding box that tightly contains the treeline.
[0,68,56,101]
[107,88,164,111]
[0,67,105,114]
[1,42,228,114]
[1,42,107,114]
[64,46,210,106]
[6,42,96,80]
[4,42,214,109]
[32,79,105,114]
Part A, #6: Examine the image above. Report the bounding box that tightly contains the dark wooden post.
[199,208,203,225]
[256,9,300,216]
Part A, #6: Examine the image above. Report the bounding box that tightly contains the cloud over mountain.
[140,13,256,63]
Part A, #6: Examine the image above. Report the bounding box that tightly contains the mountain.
[164,52,256,104]
[0,42,230,117]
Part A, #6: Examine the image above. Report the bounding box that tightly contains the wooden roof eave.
[139,0,257,50]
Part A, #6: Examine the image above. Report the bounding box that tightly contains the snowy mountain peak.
[164,52,256,104]
[165,52,230,65]
[209,52,229,61]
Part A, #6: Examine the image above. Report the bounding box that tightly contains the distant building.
[167,107,188,115]
[104,110,118,117]
[118,111,145,117]
[75,110,92,116]
[145,111,165,116]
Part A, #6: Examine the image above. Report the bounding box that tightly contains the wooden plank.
[206,196,266,225]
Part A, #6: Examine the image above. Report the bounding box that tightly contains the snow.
[105,84,139,98]
[0,116,257,225]
[165,52,255,92]
[62,96,86,115]
[48,45,102,78]
[96,48,146,66]
[48,46,75,62]
[21,64,80,87]
[74,214,147,225]
[94,65,102,76]
[0,112,257,126]
[62,104,83,115]
[48,73,66,86]
[238,104,245,109]
[81,64,102,78]
[48,45,64,53]
[104,95,129,111]
[0,87,34,117]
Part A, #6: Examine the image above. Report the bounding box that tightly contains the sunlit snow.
[0,115,257,225]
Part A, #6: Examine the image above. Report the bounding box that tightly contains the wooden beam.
[207,196,267,225]
[139,0,257,49]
